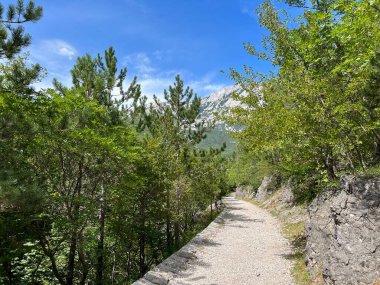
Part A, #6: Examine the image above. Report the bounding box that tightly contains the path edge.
[132,203,229,285]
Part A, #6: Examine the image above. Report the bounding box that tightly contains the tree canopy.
[0,2,229,284]
[227,0,380,193]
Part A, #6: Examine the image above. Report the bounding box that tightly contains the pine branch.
[0,19,29,24]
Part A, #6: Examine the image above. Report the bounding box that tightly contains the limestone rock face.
[235,185,254,199]
[306,175,380,285]
[280,179,294,205]
[256,175,278,201]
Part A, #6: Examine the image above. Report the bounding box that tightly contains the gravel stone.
[170,196,294,285]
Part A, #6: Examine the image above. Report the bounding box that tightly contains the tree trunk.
[95,186,106,285]
[66,160,83,285]
[139,193,147,277]
[78,230,89,285]
[174,140,181,249]
[38,233,65,285]
[184,207,188,231]
[66,231,77,285]
[3,261,13,285]
[66,206,80,285]
[138,233,146,277]
[355,144,366,170]
[166,187,172,252]
[174,180,180,248]
[325,153,337,180]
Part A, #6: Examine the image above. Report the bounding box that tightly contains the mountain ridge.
[197,85,242,153]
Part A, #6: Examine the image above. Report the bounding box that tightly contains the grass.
[242,197,261,207]
[351,165,380,178]
[292,251,314,284]
[283,221,305,240]
[282,222,315,285]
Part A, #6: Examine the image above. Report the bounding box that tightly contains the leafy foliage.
[0,4,229,283]
[227,0,380,195]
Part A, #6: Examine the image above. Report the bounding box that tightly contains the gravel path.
[170,196,294,285]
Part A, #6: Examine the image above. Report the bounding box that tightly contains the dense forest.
[227,0,380,201]
[0,1,229,284]
[1,0,379,284]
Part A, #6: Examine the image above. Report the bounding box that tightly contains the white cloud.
[123,52,172,99]
[152,49,173,61]
[123,52,228,100]
[27,39,78,89]
[138,76,173,100]
[240,0,257,18]
[39,40,77,60]
[204,84,227,92]
[189,73,228,96]
[124,52,155,76]
[136,71,227,100]
[29,39,78,68]
[57,46,76,59]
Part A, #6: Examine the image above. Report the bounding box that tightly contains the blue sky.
[13,0,299,98]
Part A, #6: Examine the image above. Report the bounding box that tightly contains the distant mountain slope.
[198,85,240,124]
[197,85,243,154]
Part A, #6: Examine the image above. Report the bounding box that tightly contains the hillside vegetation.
[227,0,380,199]
[0,2,229,284]
[0,0,379,284]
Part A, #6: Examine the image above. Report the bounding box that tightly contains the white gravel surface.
[169,196,295,285]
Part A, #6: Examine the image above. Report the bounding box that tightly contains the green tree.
[48,47,142,285]
[0,0,42,59]
[152,75,207,248]
[0,2,229,282]
[228,0,380,191]
[0,2,44,283]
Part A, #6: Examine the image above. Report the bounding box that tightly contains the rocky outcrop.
[235,185,254,199]
[256,175,279,201]
[306,175,380,285]
[280,179,294,205]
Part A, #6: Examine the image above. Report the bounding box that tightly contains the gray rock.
[132,278,157,285]
[256,175,278,201]
[144,271,170,285]
[306,175,380,285]
[280,179,294,205]
[176,250,196,260]
[235,185,254,199]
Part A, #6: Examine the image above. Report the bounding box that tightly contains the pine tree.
[0,2,43,282]
[152,75,207,248]
[0,0,42,59]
